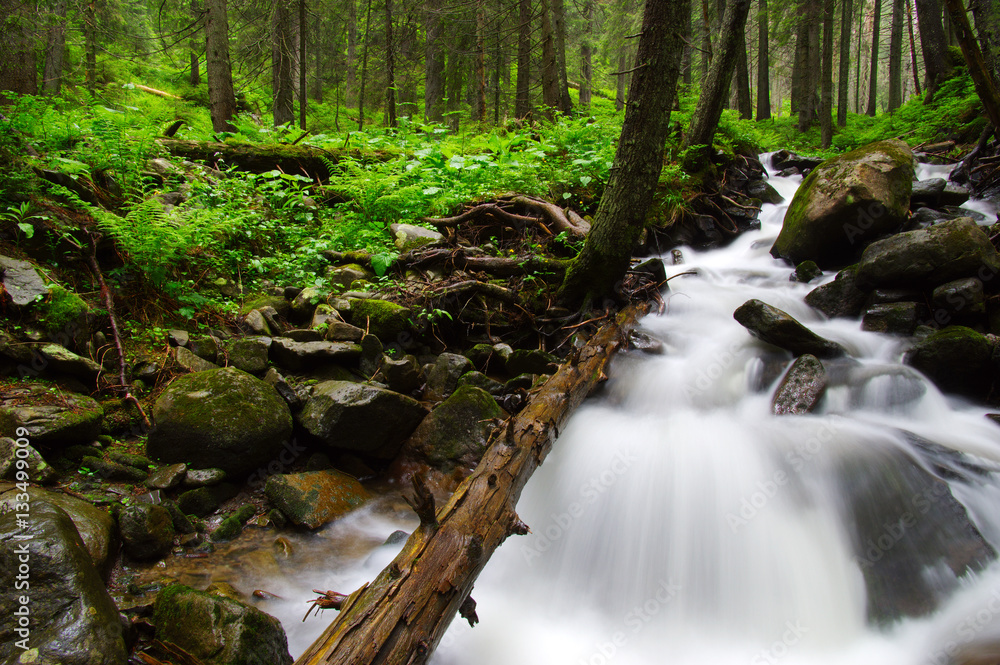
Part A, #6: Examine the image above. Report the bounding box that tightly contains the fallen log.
[294,302,650,665]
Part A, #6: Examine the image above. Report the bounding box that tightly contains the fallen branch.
[294,303,650,665]
[399,248,567,281]
[511,195,590,236]
[429,280,518,304]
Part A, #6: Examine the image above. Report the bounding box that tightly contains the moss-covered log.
[294,303,650,665]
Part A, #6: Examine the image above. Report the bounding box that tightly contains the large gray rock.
[228,336,271,375]
[0,437,56,483]
[771,354,827,415]
[771,140,915,268]
[424,353,474,401]
[734,299,846,358]
[390,223,444,252]
[119,503,175,561]
[270,337,362,371]
[0,503,127,665]
[153,584,292,665]
[39,343,103,381]
[298,381,428,459]
[174,345,219,372]
[861,302,923,336]
[0,255,48,305]
[404,385,504,468]
[0,384,103,447]
[264,470,370,529]
[147,367,293,477]
[856,217,1000,291]
[904,326,993,399]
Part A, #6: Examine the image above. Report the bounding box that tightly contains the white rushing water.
[412,156,1000,665]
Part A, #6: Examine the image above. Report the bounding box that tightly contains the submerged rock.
[734,299,846,358]
[771,354,827,415]
[904,326,993,399]
[804,265,867,319]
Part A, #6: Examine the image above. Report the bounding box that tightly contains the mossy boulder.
[0,437,56,483]
[856,218,1000,291]
[424,352,474,401]
[771,140,915,268]
[345,298,412,346]
[0,384,103,447]
[152,584,292,665]
[119,503,175,561]
[905,326,994,398]
[0,255,48,306]
[240,294,291,319]
[404,385,504,468]
[38,283,91,337]
[147,367,293,477]
[804,265,867,319]
[771,354,827,415]
[734,299,846,358]
[861,302,923,336]
[298,380,428,459]
[264,469,370,529]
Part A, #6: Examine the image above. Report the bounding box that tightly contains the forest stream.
[128,156,1000,665]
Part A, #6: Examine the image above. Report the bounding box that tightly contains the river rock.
[0,436,56,483]
[856,217,1000,291]
[146,462,188,490]
[771,355,827,415]
[771,140,915,268]
[174,345,219,372]
[0,384,103,447]
[904,326,994,399]
[747,179,784,205]
[264,469,371,529]
[0,502,127,665]
[424,353,474,401]
[804,265,868,319]
[861,302,923,336]
[910,178,947,207]
[177,483,239,517]
[244,309,272,335]
[0,256,49,306]
[289,286,327,322]
[506,348,560,376]
[457,370,506,395]
[119,503,175,561]
[345,298,412,346]
[404,385,503,468]
[39,343,103,382]
[298,381,428,459]
[837,443,995,624]
[734,299,846,358]
[81,454,148,482]
[147,367,293,477]
[227,336,271,375]
[376,354,423,394]
[152,584,292,665]
[930,277,986,324]
[770,149,824,173]
[270,337,362,371]
[390,222,444,252]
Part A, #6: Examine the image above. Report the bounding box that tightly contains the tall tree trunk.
[346,0,357,107]
[867,0,883,115]
[821,0,835,146]
[540,0,560,114]
[385,0,396,127]
[552,0,572,113]
[944,0,1000,131]
[515,0,531,118]
[918,0,953,102]
[0,0,37,101]
[791,7,808,114]
[85,0,97,96]
[272,0,295,126]
[579,0,593,112]
[684,0,753,149]
[189,0,200,85]
[424,0,445,122]
[682,1,693,85]
[969,0,1000,80]
[888,0,905,110]
[757,0,771,120]
[857,0,865,112]
[838,0,853,125]
[42,0,68,95]
[299,0,307,129]
[358,0,372,130]
[700,0,712,79]
[735,37,752,118]
[473,0,486,121]
[446,33,467,130]
[798,1,820,131]
[907,0,922,95]
[615,51,627,110]
[205,0,236,131]
[558,0,690,307]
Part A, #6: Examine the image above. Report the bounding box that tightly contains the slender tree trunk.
[424,0,445,121]
[446,33,467,130]
[867,0,883,115]
[85,0,97,96]
[906,0,922,95]
[970,0,1000,82]
[821,0,835,146]
[736,38,752,118]
[559,0,690,306]
[358,0,372,130]
[299,0,307,128]
[917,0,953,102]
[205,0,236,131]
[701,0,712,79]
[272,0,295,126]
[838,0,853,124]
[684,0,754,149]
[385,0,396,127]
[552,0,572,113]
[346,0,357,107]
[515,0,531,118]
[493,24,502,122]
[682,2,693,85]
[791,7,808,114]
[189,0,200,85]
[857,0,865,112]
[473,0,486,121]
[944,0,1000,131]
[615,51,627,110]
[888,0,905,110]
[540,0,560,114]
[42,0,68,95]
[579,0,593,112]
[798,1,820,131]
[757,0,771,120]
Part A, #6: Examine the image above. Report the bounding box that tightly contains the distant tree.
[888,0,905,111]
[206,0,236,131]
[757,0,771,120]
[514,0,531,118]
[917,0,953,102]
[272,0,296,125]
[580,0,594,112]
[425,0,445,121]
[820,0,834,146]
[552,0,572,113]
[837,0,853,124]
[42,0,69,95]
[385,0,396,126]
[0,0,37,101]
[867,0,883,115]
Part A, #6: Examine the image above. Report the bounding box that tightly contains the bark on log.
[294,302,650,665]
[400,248,568,281]
[157,139,393,178]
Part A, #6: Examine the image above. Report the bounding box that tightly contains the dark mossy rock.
[344,298,412,346]
[804,265,868,319]
[791,260,823,283]
[771,140,915,268]
[404,385,504,468]
[465,343,502,372]
[39,343,103,382]
[173,346,219,372]
[99,398,145,435]
[457,371,505,395]
[770,149,824,173]
[910,178,947,208]
[187,335,220,362]
[80,455,148,482]
[0,436,57,483]
[152,584,292,665]
[146,462,188,490]
[161,499,196,534]
[375,354,423,394]
[119,503,175,561]
[734,299,846,358]
[210,506,256,542]
[264,469,370,529]
[861,302,924,336]
[424,352,474,401]
[298,381,428,459]
[905,325,994,398]
[0,255,49,306]
[270,338,362,371]
[930,277,986,324]
[147,367,293,477]
[176,483,239,517]
[856,217,1000,291]
[0,502,127,665]
[747,178,784,205]
[243,309,273,336]
[106,450,152,469]
[0,384,103,448]
[506,348,560,376]
[240,295,291,319]
[771,354,827,415]
[37,283,91,340]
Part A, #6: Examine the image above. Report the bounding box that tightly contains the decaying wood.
[399,247,567,281]
[423,196,590,238]
[294,302,650,665]
[157,139,392,178]
[133,84,183,99]
[511,195,591,236]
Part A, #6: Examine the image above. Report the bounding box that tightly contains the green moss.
[239,295,290,317]
[39,284,90,334]
[210,515,243,541]
[347,298,412,343]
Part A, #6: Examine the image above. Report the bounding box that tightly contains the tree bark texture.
[821,0,835,147]
[189,0,200,86]
[838,0,853,124]
[735,38,752,119]
[580,0,594,111]
[299,0,307,129]
[424,0,445,122]
[294,303,650,665]
[888,0,905,110]
[540,0,560,115]
[385,0,397,127]
[552,0,573,113]
[868,0,883,115]
[272,0,296,126]
[559,0,690,306]
[907,0,922,95]
[42,0,68,95]
[757,0,771,120]
[85,0,97,95]
[515,0,532,117]
[473,0,486,121]
[969,0,1000,81]
[346,0,357,107]
[944,0,1000,131]
[206,0,236,132]
[798,1,821,131]
[917,0,953,102]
